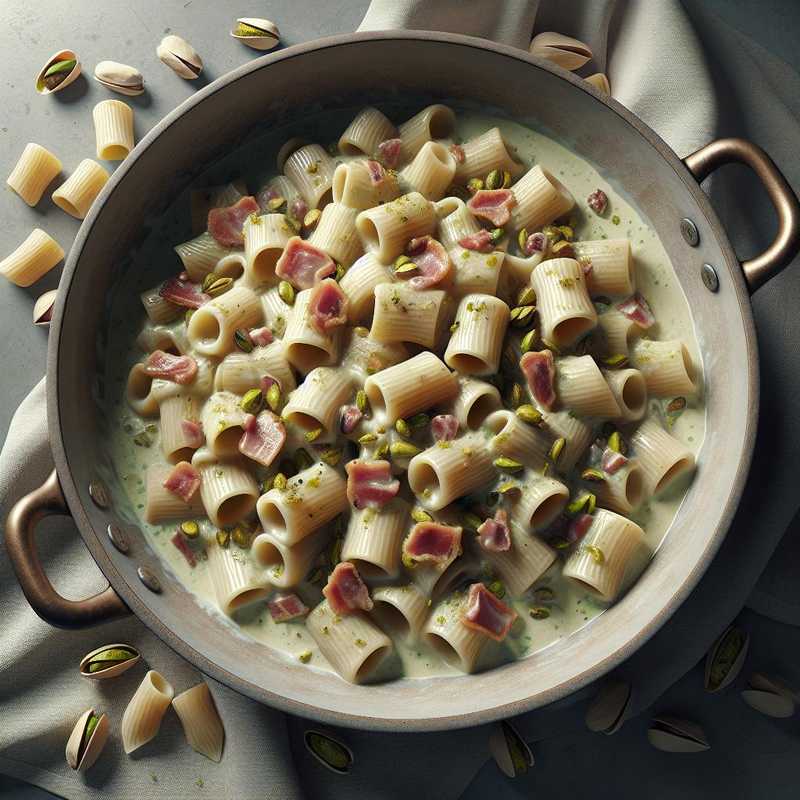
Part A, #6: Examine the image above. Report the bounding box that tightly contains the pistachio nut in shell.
[231,18,280,51]
[585,680,632,734]
[647,715,709,753]
[741,677,796,719]
[304,730,353,774]
[94,61,145,96]
[157,35,203,80]
[33,289,58,326]
[79,643,140,679]
[748,671,800,702]
[65,708,110,772]
[36,50,82,94]
[703,625,749,693]
[528,32,592,71]
[488,720,534,778]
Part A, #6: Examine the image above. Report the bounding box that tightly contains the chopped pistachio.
[180,520,199,539]
[490,227,505,243]
[408,412,429,430]
[501,170,512,189]
[517,285,536,307]
[466,177,484,194]
[232,525,251,548]
[304,427,323,443]
[510,305,536,328]
[515,404,543,426]
[485,169,502,190]
[394,261,418,275]
[298,650,312,663]
[266,383,282,412]
[355,389,368,414]
[234,328,253,353]
[551,240,575,257]
[542,224,563,244]
[206,276,234,297]
[390,440,421,459]
[611,214,621,225]
[241,388,264,415]
[517,227,529,251]
[529,606,550,620]
[184,308,195,324]
[520,328,538,354]
[278,280,295,305]
[320,448,342,466]
[488,579,505,598]
[586,493,597,515]
[497,480,518,494]
[374,441,390,459]
[449,321,460,334]
[216,529,230,548]
[557,225,574,241]
[303,208,321,229]
[584,544,605,564]
[358,432,377,445]
[602,353,629,369]
[411,507,433,523]
[267,196,286,212]
[273,472,288,491]
[549,437,566,463]
[494,456,524,472]
[607,431,623,453]
[508,382,523,409]
[395,418,411,437]
[581,467,606,483]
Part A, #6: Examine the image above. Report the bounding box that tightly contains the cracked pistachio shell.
[748,672,800,702]
[231,18,280,51]
[157,35,203,80]
[79,642,140,679]
[647,715,709,753]
[704,626,749,693]
[36,50,82,95]
[529,32,592,72]
[585,680,632,734]
[741,674,797,718]
[94,61,145,96]
[65,709,110,772]
[304,730,353,774]
[488,720,534,778]
[585,72,611,94]
[33,289,58,326]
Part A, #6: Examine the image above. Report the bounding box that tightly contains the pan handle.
[683,138,800,293]
[4,470,129,629]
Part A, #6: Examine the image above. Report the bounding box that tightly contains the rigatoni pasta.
[243,213,292,285]
[338,107,397,156]
[121,671,174,754]
[207,544,270,614]
[172,683,225,762]
[0,229,64,286]
[397,104,456,161]
[399,141,457,201]
[307,202,362,267]
[93,99,134,160]
[444,293,509,375]
[332,160,400,209]
[454,126,523,183]
[283,143,335,209]
[356,191,436,262]
[633,339,698,396]
[7,143,62,206]
[370,283,449,348]
[52,159,109,219]
[510,165,574,232]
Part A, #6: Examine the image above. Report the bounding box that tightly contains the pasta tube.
[356,192,436,263]
[144,463,203,523]
[444,293,510,375]
[252,528,329,588]
[483,525,556,596]
[207,543,270,614]
[573,239,635,296]
[510,165,574,232]
[629,418,696,497]
[371,584,429,641]
[308,202,363,267]
[454,126,524,182]
[93,99,134,160]
[337,252,393,321]
[196,459,259,527]
[243,213,292,286]
[451,377,502,429]
[423,594,487,673]
[338,106,397,156]
[282,366,352,438]
[398,104,456,161]
[283,143,335,209]
[371,283,449,348]
[341,499,410,578]
[332,160,400,209]
[172,683,224,762]
[556,355,621,418]
[0,229,63,287]
[485,409,551,470]
[283,289,342,373]
[603,368,648,421]
[7,143,62,206]
[187,286,263,357]
[52,159,109,219]
[399,141,457,201]
[121,670,174,754]
[633,339,698,397]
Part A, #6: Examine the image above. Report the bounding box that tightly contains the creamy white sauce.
[102,110,705,681]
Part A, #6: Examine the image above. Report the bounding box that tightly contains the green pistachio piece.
[494,456,524,473]
[390,441,421,459]
[231,525,252,548]
[180,520,199,539]
[485,169,502,190]
[374,441,390,459]
[489,227,505,243]
[516,286,536,307]
[355,389,368,413]
[241,388,264,415]
[407,412,429,430]
[394,262,418,275]
[320,448,342,466]
[557,225,574,241]
[542,224,563,244]
[515,404,543,426]
[266,382,282,412]
[584,544,605,564]
[304,427,323,443]
[517,227,529,251]
[467,177,484,194]
[488,579,506,598]
[298,651,312,664]
[520,329,538,354]
[358,432,377,445]
[411,507,433,524]
[581,468,606,483]
[273,472,288,491]
[508,382,523,409]
[303,208,321,229]
[607,431,623,453]
[45,58,77,78]
[551,240,575,258]
[216,529,230,548]
[529,606,550,620]
[206,276,234,297]
[267,196,286,212]
[602,353,629,369]
[278,280,295,306]
[395,418,411,437]
[234,328,253,352]
[549,437,566,463]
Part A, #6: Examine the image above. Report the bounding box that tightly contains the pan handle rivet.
[107,523,129,553]
[137,566,161,593]
[680,218,700,246]
[88,480,110,509]
[701,263,719,293]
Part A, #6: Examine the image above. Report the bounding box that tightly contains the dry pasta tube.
[483,525,556,595]
[196,460,259,527]
[307,601,394,683]
[0,229,63,287]
[444,293,510,375]
[207,543,270,615]
[408,432,495,511]
[574,239,635,297]
[243,213,292,286]
[52,159,109,219]
[629,418,696,497]
[172,683,225,762]
[7,143,62,206]
[485,409,552,470]
[556,355,621,418]
[510,165,574,232]
[603,368,648,421]
[257,462,348,545]
[399,141,457,201]
[341,498,410,579]
[563,509,647,602]
[144,463,203,523]
[187,285,263,357]
[371,584,429,641]
[121,670,174,754]
[252,528,329,588]
[356,192,436,263]
[364,350,458,425]
[423,594,487,673]
[93,99,134,160]
[633,339,698,397]
[454,126,524,183]
[308,202,363,267]
[332,160,400,209]
[338,252,393,322]
[531,258,597,348]
[451,377,502,429]
[370,283,449,348]
[338,106,397,156]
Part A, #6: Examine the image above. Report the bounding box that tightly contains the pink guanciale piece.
[340,405,363,435]
[323,562,373,615]
[144,350,198,385]
[467,189,516,226]
[163,461,201,503]
[181,419,204,449]
[449,143,465,164]
[520,350,557,410]
[431,414,459,442]
[458,229,494,253]
[308,278,349,334]
[366,159,386,184]
[207,195,260,247]
[260,374,280,394]
[275,236,336,289]
[405,236,451,290]
[462,583,518,641]
[602,448,628,475]
[377,138,402,169]
[290,197,308,223]
[171,531,198,568]
[477,509,511,552]
[238,411,286,467]
[345,459,400,509]
[617,292,655,329]
[159,277,209,309]
[268,592,309,623]
[567,513,594,543]
[403,522,462,565]
[248,327,274,347]
[523,231,548,257]
[587,189,609,216]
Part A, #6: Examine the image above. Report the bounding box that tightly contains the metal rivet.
[137,566,161,593]
[88,480,110,509]
[107,523,129,554]
[680,218,700,247]
[701,263,719,293]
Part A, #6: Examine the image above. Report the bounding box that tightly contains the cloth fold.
[2,2,799,799]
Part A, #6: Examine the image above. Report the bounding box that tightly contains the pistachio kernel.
[395,418,411,437]
[501,170,512,189]
[273,472,288,491]
[510,305,536,328]
[180,520,199,539]
[517,285,536,307]
[497,480,519,494]
[206,276,234,297]
[586,493,597,514]
[602,353,629,369]
[394,262,418,275]
[358,432,378,445]
[231,525,252,548]
[320,448,342,466]
[607,431,623,453]
[234,328,253,353]
[549,437,566,463]
[408,412,430,430]
[542,224,563,244]
[266,382,282,412]
[584,544,605,564]
[374,441,390,459]
[278,280,295,306]
[517,227,529,251]
[261,476,274,492]
[551,536,571,549]
[285,214,301,234]
[489,227,505,243]
[566,494,591,515]
[201,272,219,292]
[303,208,322,229]
[515,404,543,426]
[240,388,264,415]
[488,579,506,598]
[216,529,230,548]
[390,440,421,459]
[494,456,524,473]
[581,467,606,483]
[466,177,484,194]
[485,169,502,190]
[449,321,460,334]
[411,507,433,524]
[529,606,550,619]
[551,240,575,258]
[355,389,368,414]
[298,651,312,664]
[557,225,574,241]
[267,196,286,212]
[334,264,346,282]
[520,328,538,354]
[394,254,412,269]
[508,382,523,409]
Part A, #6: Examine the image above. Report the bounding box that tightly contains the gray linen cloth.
[2,2,799,799]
